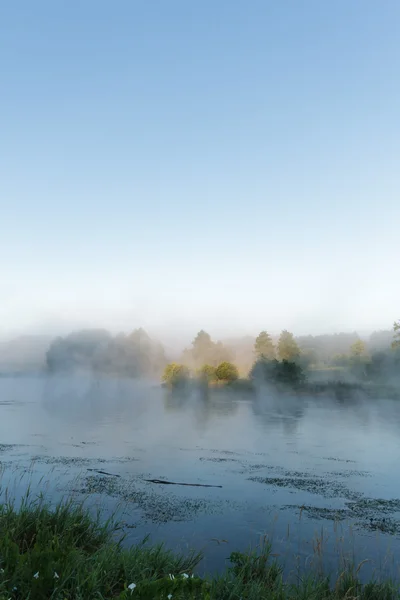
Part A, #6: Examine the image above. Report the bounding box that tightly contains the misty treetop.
[46,328,167,377]
[254,330,315,369]
[254,331,275,360]
[277,330,301,362]
[296,331,361,364]
[350,339,367,358]
[181,330,233,369]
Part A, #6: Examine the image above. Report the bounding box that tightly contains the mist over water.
[1,373,400,579]
[2,1,400,593]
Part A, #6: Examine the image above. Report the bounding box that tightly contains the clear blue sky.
[1,0,399,340]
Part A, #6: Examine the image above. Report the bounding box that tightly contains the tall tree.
[186,330,232,367]
[277,330,300,362]
[349,338,368,378]
[191,330,214,365]
[392,320,400,350]
[350,339,366,357]
[211,340,233,365]
[254,331,275,360]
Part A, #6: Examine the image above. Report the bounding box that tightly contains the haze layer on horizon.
[1,1,399,340]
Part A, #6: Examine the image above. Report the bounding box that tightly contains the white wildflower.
[0,568,4,574]
[167,595,173,600]
[34,571,39,579]
[128,582,136,592]
[54,571,59,579]
[182,573,189,579]
[168,574,175,580]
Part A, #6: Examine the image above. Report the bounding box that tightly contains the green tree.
[187,330,232,368]
[198,364,217,382]
[254,331,275,360]
[349,339,368,379]
[350,339,366,357]
[250,357,305,387]
[274,359,306,386]
[162,363,190,386]
[392,320,400,350]
[215,361,239,382]
[211,340,233,365]
[277,330,300,362]
[191,330,214,364]
[249,358,278,382]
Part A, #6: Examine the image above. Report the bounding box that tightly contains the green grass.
[0,495,400,599]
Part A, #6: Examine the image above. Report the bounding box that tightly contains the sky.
[1,0,399,341]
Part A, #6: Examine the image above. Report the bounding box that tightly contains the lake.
[1,373,400,581]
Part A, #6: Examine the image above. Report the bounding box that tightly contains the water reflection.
[251,392,305,436]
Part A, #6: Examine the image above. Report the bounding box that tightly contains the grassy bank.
[0,498,399,599]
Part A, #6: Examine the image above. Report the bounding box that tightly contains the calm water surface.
[1,374,400,580]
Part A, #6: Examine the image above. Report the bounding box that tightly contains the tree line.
[46,328,166,378]
[45,320,400,384]
[163,322,400,387]
[163,329,308,387]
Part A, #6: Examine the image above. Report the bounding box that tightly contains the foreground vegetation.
[1,498,400,599]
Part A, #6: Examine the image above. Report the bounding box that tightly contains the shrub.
[197,364,217,383]
[215,362,239,382]
[162,363,190,386]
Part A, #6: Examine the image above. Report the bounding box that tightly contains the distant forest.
[43,322,400,382]
[46,329,166,378]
